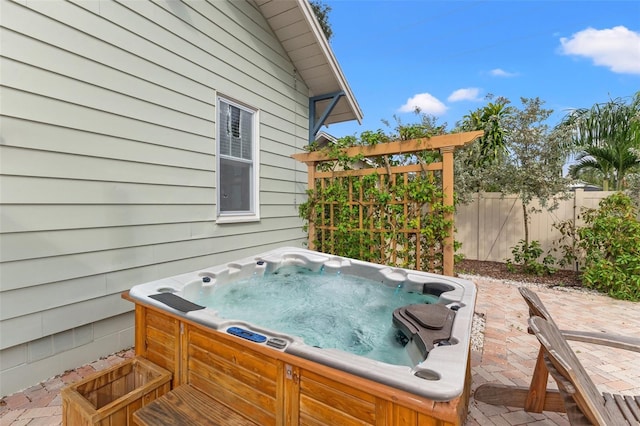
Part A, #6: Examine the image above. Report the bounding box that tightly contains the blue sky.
[322,0,640,138]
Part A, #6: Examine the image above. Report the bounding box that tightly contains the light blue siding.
[0,0,308,395]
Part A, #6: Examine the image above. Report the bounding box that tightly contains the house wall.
[0,0,309,396]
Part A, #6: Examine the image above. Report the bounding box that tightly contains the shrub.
[506,239,557,276]
[578,193,640,301]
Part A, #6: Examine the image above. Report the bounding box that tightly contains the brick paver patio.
[2,276,639,425]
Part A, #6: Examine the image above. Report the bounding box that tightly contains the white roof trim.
[255,0,363,125]
[296,0,362,124]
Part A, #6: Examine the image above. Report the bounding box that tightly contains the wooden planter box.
[61,356,172,426]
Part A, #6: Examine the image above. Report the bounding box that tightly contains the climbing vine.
[298,153,455,274]
[294,119,483,275]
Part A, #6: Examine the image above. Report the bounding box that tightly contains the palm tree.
[568,144,639,190]
[460,97,511,166]
[560,92,640,190]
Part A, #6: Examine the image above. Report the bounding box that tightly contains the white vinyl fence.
[455,190,616,268]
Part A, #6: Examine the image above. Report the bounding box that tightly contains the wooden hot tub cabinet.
[123,292,471,425]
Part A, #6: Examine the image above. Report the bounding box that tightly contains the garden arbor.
[293,131,483,276]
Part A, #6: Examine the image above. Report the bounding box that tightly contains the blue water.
[195,265,437,366]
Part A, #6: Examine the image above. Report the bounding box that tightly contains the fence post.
[573,188,584,228]
[573,188,584,272]
[476,192,481,261]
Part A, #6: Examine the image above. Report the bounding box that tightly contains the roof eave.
[256,0,363,126]
[295,0,363,125]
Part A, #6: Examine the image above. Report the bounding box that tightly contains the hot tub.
[126,247,477,425]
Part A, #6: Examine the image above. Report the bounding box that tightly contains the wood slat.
[292,131,483,163]
[300,374,375,423]
[188,372,276,426]
[300,394,373,426]
[185,324,279,423]
[188,364,277,414]
[314,162,442,178]
[302,369,376,404]
[188,349,278,399]
[143,311,178,375]
[189,328,278,380]
[625,395,640,423]
[393,404,417,426]
[473,384,565,413]
[611,393,636,424]
[560,330,640,353]
[133,384,258,426]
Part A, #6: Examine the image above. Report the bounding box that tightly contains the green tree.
[568,144,639,190]
[310,1,333,41]
[496,97,570,246]
[559,92,640,190]
[454,96,511,202]
[458,96,510,166]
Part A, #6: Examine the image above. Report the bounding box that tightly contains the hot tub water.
[194,265,438,366]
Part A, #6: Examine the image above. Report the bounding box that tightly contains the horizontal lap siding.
[0,205,297,233]
[0,0,308,392]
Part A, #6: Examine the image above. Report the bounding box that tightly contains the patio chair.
[474,287,640,414]
[529,316,640,425]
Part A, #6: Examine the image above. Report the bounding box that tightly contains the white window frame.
[216,96,260,223]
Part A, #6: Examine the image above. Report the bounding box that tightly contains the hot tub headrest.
[405,304,451,330]
[392,304,456,358]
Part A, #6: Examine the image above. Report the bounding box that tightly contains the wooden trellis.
[292,131,483,276]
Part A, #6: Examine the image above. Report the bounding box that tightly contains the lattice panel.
[310,164,447,274]
[292,131,484,276]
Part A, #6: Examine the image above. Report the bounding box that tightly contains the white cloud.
[490,68,517,77]
[398,93,447,115]
[447,88,481,102]
[560,26,640,74]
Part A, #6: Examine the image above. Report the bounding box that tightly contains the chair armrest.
[559,329,640,353]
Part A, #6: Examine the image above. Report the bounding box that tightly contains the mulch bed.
[455,259,583,288]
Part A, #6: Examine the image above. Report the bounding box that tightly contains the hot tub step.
[133,384,258,426]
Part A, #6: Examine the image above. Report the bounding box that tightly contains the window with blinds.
[216,97,259,220]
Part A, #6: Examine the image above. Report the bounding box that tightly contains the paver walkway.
[1,276,639,425]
